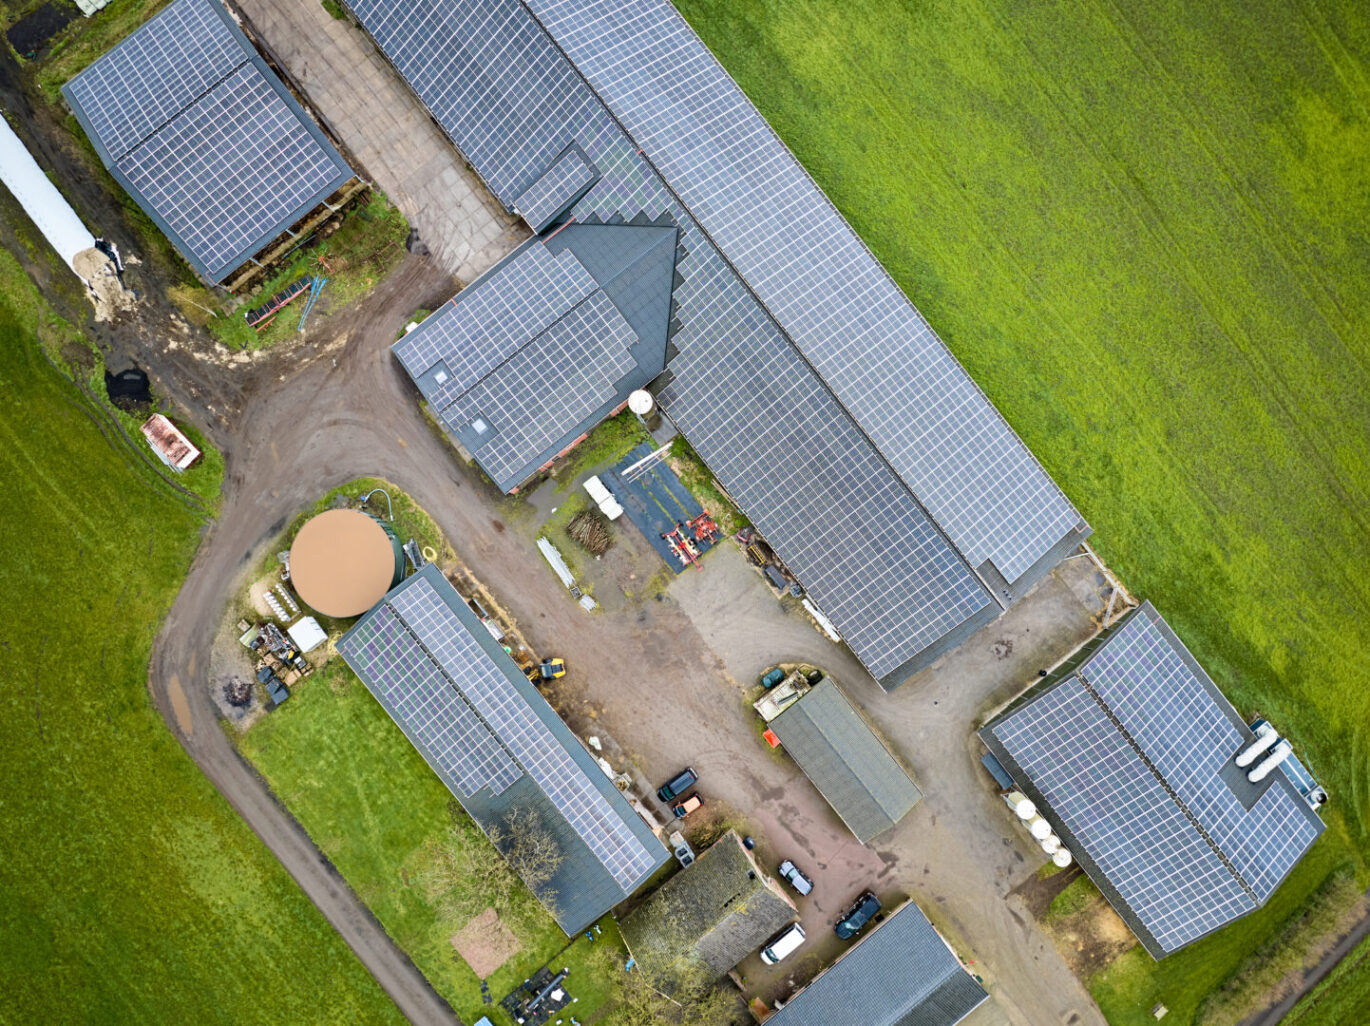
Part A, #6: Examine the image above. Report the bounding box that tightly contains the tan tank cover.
[289,509,394,617]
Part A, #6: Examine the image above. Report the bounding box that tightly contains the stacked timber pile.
[568,509,613,556]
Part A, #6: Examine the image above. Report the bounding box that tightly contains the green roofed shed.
[770,679,922,843]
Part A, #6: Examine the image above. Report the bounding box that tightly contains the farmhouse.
[352,0,1090,690]
[62,0,354,283]
[620,830,796,990]
[979,602,1326,958]
[337,564,670,935]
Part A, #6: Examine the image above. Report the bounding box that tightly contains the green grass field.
[1286,929,1370,1025]
[236,658,627,1025]
[673,0,1369,1020]
[0,248,403,1024]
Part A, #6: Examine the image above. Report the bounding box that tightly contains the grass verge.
[203,195,410,350]
[0,244,403,1024]
[1198,870,1365,1026]
[552,409,653,490]
[1285,929,1370,1026]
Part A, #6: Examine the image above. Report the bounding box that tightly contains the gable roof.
[338,565,669,935]
[769,680,922,843]
[63,0,351,282]
[620,830,795,983]
[979,603,1325,957]
[344,0,1088,689]
[765,901,988,1026]
[395,223,677,490]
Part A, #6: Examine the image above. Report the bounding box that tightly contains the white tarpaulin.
[287,616,328,654]
[0,117,94,270]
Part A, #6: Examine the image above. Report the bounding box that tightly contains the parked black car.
[834,890,881,939]
[657,767,698,803]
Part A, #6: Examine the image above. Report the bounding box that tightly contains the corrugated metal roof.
[769,680,922,843]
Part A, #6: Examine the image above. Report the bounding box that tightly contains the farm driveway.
[233,0,526,282]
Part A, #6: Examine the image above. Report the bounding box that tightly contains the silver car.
[778,859,814,896]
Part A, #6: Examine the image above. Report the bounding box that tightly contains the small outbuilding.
[768,679,922,844]
[620,829,795,991]
[140,414,200,472]
[286,616,328,654]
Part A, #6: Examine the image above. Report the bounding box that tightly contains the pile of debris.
[568,508,613,556]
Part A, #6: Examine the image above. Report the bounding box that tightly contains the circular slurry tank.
[289,508,403,618]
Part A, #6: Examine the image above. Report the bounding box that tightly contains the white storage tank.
[1248,740,1293,783]
[1028,816,1052,840]
[1052,848,1073,868]
[1041,835,1060,855]
[1235,723,1279,767]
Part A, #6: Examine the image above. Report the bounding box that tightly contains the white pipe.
[1235,723,1279,767]
[0,116,95,271]
[1248,741,1293,783]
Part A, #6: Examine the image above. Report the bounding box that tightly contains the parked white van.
[759,922,806,965]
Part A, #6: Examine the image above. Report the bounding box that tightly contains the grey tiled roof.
[770,680,922,843]
[766,902,987,1026]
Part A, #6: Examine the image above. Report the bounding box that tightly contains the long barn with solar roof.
[339,0,1092,691]
[979,602,1326,958]
[337,563,670,936]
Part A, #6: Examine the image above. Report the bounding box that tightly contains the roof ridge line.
[1074,671,1259,904]
[111,56,253,162]
[379,601,523,778]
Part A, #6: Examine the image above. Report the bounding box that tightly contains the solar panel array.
[1079,614,1322,901]
[992,680,1253,952]
[516,144,600,231]
[985,606,1323,954]
[395,242,596,403]
[63,0,243,161]
[526,0,1084,584]
[344,571,662,890]
[63,0,351,281]
[345,0,1084,685]
[442,291,638,484]
[345,0,598,199]
[346,604,521,796]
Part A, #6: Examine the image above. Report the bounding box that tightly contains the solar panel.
[64,0,244,161]
[440,290,637,485]
[63,0,352,281]
[983,604,1325,955]
[118,63,350,281]
[386,576,661,888]
[515,144,600,231]
[525,0,1085,586]
[345,605,521,796]
[344,0,1085,685]
[993,679,1254,952]
[395,241,597,401]
[1080,614,1322,901]
[343,0,598,201]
